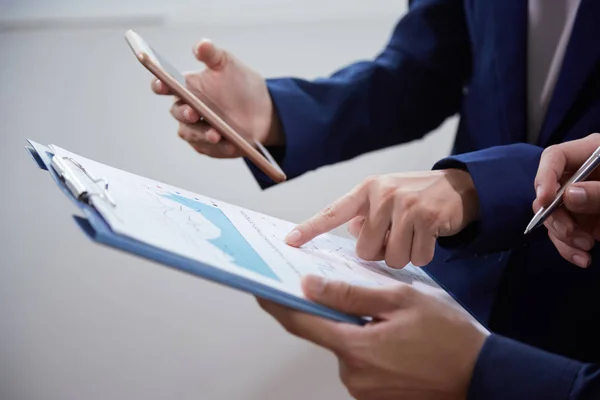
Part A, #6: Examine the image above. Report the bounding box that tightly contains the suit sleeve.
[245,0,471,188]
[468,334,600,400]
[432,143,544,256]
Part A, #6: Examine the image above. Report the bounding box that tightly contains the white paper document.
[48,144,484,327]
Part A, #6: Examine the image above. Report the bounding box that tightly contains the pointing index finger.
[285,187,368,247]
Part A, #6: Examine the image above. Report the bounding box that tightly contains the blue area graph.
[161,193,280,281]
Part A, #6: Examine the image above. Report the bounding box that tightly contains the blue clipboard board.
[25,139,368,326]
[25,139,488,331]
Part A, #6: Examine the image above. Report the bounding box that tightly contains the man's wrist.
[445,168,480,225]
[266,111,285,146]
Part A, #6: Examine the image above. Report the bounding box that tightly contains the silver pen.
[524,145,600,235]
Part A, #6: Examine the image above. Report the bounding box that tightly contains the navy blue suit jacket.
[246,0,600,398]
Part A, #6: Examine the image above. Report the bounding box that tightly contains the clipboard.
[25,139,488,332]
[25,139,368,325]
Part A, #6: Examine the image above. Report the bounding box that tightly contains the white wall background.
[1,0,408,27]
[0,1,458,399]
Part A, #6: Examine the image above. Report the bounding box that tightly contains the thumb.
[563,182,600,214]
[194,39,227,70]
[301,275,407,317]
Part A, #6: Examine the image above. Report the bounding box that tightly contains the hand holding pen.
[529,134,600,268]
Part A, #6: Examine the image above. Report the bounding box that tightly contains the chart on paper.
[159,192,280,281]
[49,144,443,297]
[222,204,440,292]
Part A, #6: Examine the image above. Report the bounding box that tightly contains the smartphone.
[124,29,287,183]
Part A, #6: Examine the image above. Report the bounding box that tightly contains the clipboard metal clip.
[50,155,117,207]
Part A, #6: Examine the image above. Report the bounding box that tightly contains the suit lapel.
[539,0,600,145]
[489,0,528,144]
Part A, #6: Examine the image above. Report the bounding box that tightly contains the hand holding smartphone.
[125,30,287,183]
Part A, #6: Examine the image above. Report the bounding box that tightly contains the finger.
[383,214,414,269]
[532,197,543,214]
[302,275,407,317]
[406,203,439,266]
[205,129,223,144]
[409,225,436,267]
[541,207,595,251]
[286,187,368,247]
[535,134,600,206]
[187,139,239,158]
[347,217,365,238]
[543,208,577,243]
[257,298,348,353]
[178,119,224,145]
[178,124,239,157]
[187,141,240,159]
[151,78,172,95]
[564,182,600,214]
[194,39,227,71]
[177,122,211,143]
[170,100,202,124]
[535,147,566,207]
[548,232,591,268]
[544,216,594,251]
[355,198,392,260]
